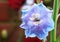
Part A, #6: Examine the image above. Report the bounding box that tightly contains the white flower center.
[30,14,42,25]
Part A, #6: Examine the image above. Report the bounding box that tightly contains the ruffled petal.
[20,3,54,40]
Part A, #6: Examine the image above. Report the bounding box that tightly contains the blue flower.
[20,3,54,40]
[21,4,35,16]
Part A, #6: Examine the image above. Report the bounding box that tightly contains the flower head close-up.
[20,3,54,40]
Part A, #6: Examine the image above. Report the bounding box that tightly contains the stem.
[50,0,59,42]
[42,40,45,42]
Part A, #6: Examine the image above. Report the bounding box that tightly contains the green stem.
[50,0,59,42]
[42,40,45,42]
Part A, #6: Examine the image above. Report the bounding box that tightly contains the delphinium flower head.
[20,3,54,40]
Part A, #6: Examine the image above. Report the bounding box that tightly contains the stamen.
[34,18,40,22]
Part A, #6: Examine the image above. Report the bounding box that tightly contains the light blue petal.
[46,18,54,31]
[38,32,48,40]
[38,3,52,12]
[21,5,32,16]
[27,21,34,27]
[20,22,28,29]
[30,26,48,40]
[41,17,54,32]
[25,29,36,38]
[38,3,53,17]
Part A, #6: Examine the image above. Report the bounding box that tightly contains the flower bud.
[26,0,34,5]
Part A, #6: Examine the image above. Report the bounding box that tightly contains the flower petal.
[20,3,54,40]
